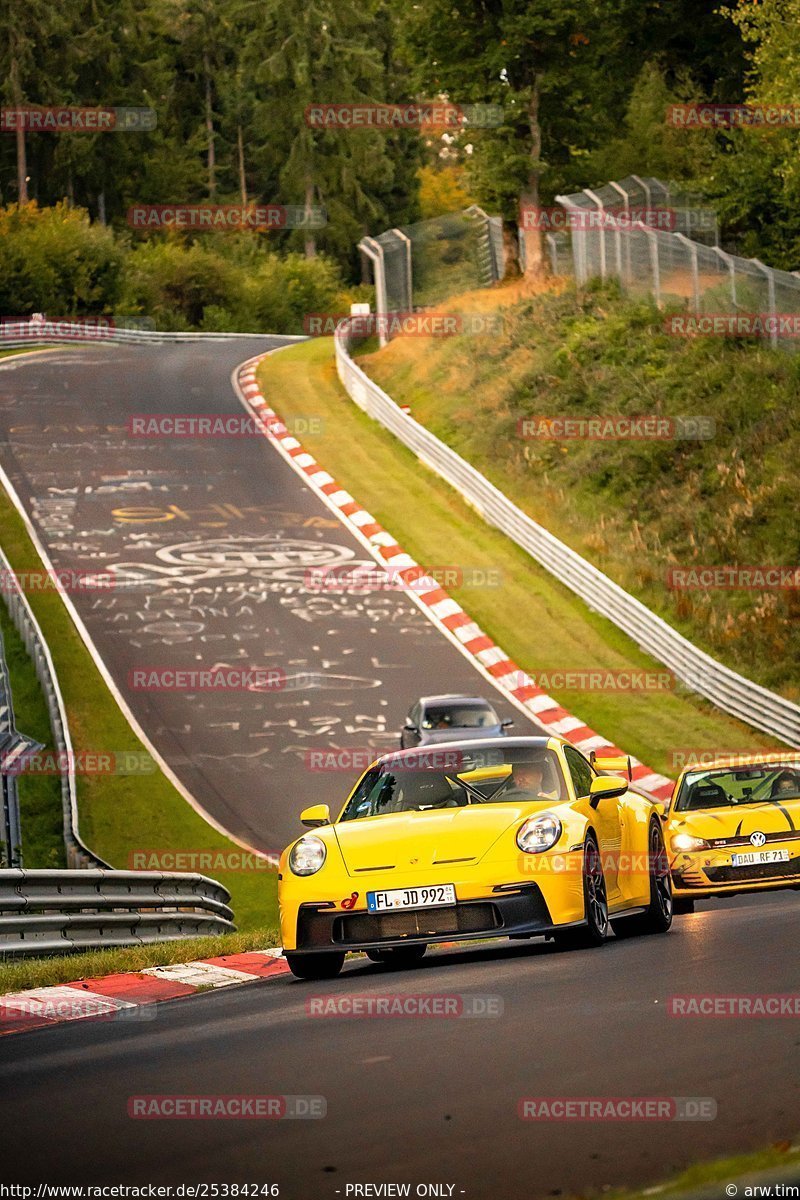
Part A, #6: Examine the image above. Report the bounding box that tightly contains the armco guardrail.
[0,869,234,956]
[0,545,107,869]
[335,322,800,746]
[0,320,306,349]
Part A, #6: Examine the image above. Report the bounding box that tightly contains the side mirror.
[501,719,514,728]
[300,803,330,828]
[589,751,633,781]
[589,776,628,807]
[403,723,418,733]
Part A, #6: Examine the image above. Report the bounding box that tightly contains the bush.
[0,202,124,317]
[0,202,351,334]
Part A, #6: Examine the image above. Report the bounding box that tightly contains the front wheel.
[366,945,427,968]
[285,951,345,980]
[612,820,673,938]
[554,834,609,949]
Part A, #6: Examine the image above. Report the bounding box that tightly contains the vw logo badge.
[749,831,767,848]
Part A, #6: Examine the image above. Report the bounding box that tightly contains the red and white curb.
[235,357,674,804]
[0,949,288,1036]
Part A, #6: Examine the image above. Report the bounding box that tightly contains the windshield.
[421,703,499,730]
[675,761,800,812]
[339,746,567,821]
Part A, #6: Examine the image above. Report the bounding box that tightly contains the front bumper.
[671,845,800,896]
[289,884,562,955]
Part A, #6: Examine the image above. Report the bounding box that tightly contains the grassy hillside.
[356,282,800,701]
[257,339,777,780]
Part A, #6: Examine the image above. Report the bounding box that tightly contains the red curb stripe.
[534,707,571,723]
[440,611,473,631]
[200,953,290,979]
[417,588,450,607]
[65,974,197,1003]
[0,1009,58,1036]
[563,726,595,745]
[462,635,495,655]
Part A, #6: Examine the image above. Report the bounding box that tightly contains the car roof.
[677,753,800,782]
[378,735,553,764]
[418,694,498,708]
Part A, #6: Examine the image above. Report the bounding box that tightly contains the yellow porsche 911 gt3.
[666,753,800,913]
[278,736,672,979]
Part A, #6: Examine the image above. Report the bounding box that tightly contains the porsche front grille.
[335,903,499,944]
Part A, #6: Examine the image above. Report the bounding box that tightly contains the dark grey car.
[399,693,513,749]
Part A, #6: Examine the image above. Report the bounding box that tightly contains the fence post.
[556,196,586,284]
[751,258,778,349]
[545,233,557,275]
[642,227,661,307]
[674,233,700,310]
[608,180,631,281]
[391,228,413,313]
[358,237,389,348]
[584,189,607,280]
[465,205,502,283]
[712,246,737,309]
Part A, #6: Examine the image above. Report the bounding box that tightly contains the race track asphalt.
[1,892,798,1196]
[0,341,528,855]
[2,342,797,1199]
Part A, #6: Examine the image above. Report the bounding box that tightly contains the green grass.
[607,1138,800,1200]
[356,281,800,700]
[0,606,65,867]
[0,487,278,931]
[0,927,280,995]
[257,339,778,779]
[0,347,59,359]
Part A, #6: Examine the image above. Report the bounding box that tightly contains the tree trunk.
[204,51,216,200]
[98,190,107,225]
[237,124,248,206]
[304,176,316,258]
[501,223,521,278]
[10,56,28,205]
[520,75,544,279]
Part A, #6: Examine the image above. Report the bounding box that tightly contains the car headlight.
[517,813,562,854]
[289,835,327,876]
[671,833,710,853]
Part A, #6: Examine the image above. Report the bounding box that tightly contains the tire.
[554,833,609,949]
[612,820,673,938]
[366,945,427,968]
[672,896,696,915]
[285,951,345,980]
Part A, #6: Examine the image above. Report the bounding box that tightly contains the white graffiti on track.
[106,536,361,588]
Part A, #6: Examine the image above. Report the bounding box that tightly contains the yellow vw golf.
[278,736,672,979]
[666,753,800,913]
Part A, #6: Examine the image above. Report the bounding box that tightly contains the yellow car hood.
[671,798,800,840]
[332,803,542,873]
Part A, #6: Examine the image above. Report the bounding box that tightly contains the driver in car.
[771,770,800,798]
[501,760,559,802]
